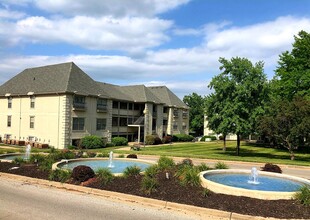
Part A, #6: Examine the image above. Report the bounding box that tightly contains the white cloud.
[1,16,310,98]
[0,9,26,20]
[2,15,172,52]
[33,0,190,17]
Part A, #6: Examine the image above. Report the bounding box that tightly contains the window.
[128,103,133,110]
[134,104,140,110]
[7,116,11,127]
[97,98,107,111]
[163,107,168,113]
[120,102,127,110]
[112,117,118,126]
[96,118,107,130]
[72,118,85,131]
[112,101,119,109]
[30,96,35,108]
[8,97,12,108]
[30,116,35,128]
[173,122,178,130]
[73,96,86,110]
[163,119,168,126]
[119,117,127,126]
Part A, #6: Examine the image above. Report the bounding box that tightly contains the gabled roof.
[0,62,108,98]
[0,62,188,108]
[120,85,162,103]
[148,86,188,109]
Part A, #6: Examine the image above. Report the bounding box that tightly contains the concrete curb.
[0,172,288,220]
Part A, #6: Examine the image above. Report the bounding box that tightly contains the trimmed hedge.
[200,135,217,141]
[172,134,194,142]
[111,137,128,146]
[145,135,163,145]
[81,135,105,149]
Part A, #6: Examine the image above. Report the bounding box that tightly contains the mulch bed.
[1,161,309,219]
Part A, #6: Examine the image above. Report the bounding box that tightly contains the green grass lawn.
[114,141,310,166]
[1,141,309,166]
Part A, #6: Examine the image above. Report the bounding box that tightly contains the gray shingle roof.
[120,85,162,103]
[148,86,188,108]
[0,62,108,98]
[0,62,188,108]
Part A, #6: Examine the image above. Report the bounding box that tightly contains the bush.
[29,154,46,164]
[144,164,159,178]
[141,176,158,195]
[67,145,76,150]
[162,136,172,144]
[81,136,105,149]
[196,163,211,172]
[214,162,229,169]
[96,168,114,185]
[145,135,155,145]
[178,158,193,167]
[96,152,109,158]
[200,135,217,141]
[126,154,137,159]
[154,136,163,145]
[123,166,141,178]
[261,163,282,173]
[111,137,128,146]
[202,188,211,197]
[294,186,310,206]
[72,165,95,182]
[118,154,125,158]
[175,165,201,186]
[172,134,194,142]
[157,156,175,171]
[49,169,72,183]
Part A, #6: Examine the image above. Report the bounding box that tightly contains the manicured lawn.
[1,141,309,166]
[114,141,310,166]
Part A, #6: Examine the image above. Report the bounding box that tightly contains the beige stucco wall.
[0,95,67,148]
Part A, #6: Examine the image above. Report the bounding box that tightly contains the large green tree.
[205,57,268,155]
[272,30,310,100]
[183,93,205,136]
[258,97,310,160]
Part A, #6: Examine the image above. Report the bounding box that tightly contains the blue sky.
[0,0,310,98]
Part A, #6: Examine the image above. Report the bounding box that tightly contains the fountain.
[248,167,259,184]
[25,144,32,161]
[200,169,310,200]
[53,157,154,176]
[108,151,114,168]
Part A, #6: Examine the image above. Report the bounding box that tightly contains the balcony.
[97,104,107,113]
[73,102,86,111]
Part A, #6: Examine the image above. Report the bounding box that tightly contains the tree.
[258,97,310,160]
[205,57,268,155]
[273,30,310,100]
[183,93,205,136]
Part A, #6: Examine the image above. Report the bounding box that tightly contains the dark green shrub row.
[111,137,128,146]
[145,135,163,145]
[172,134,194,142]
[200,135,217,141]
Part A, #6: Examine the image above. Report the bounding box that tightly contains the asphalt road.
[0,178,197,220]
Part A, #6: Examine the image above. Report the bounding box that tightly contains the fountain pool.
[200,169,310,200]
[52,158,154,175]
[0,153,27,162]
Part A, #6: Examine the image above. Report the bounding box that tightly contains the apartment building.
[0,62,189,149]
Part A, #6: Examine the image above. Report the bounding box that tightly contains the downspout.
[19,96,22,140]
[57,94,60,148]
